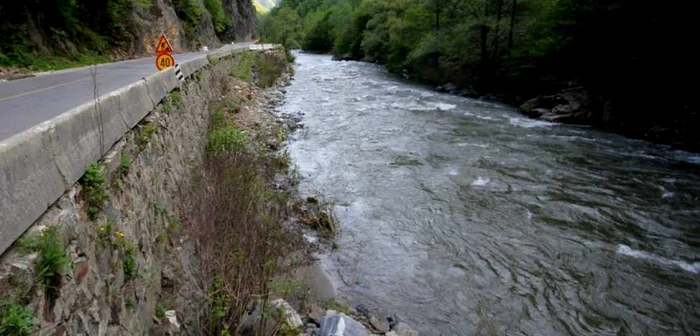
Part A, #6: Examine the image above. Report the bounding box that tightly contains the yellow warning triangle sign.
[156,34,173,53]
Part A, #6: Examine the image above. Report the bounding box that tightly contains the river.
[277,53,700,335]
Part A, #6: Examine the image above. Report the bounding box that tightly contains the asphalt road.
[0,43,252,142]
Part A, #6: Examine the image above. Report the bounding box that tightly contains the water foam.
[509,117,556,128]
[472,176,490,186]
[435,103,457,111]
[616,245,700,274]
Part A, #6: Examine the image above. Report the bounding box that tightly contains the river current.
[277,53,700,335]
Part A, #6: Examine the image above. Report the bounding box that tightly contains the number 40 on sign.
[155,34,175,71]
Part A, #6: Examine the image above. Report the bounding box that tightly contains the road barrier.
[0,44,280,254]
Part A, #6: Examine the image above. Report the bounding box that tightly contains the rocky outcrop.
[0,0,257,67]
[222,0,258,42]
[436,83,480,98]
[519,90,593,124]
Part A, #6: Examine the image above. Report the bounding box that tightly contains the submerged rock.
[369,316,390,333]
[320,313,369,336]
[392,322,418,336]
[436,83,459,93]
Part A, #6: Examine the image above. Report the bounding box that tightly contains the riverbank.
[432,82,700,152]
[0,48,404,336]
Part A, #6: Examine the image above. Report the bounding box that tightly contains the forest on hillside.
[260,0,698,148]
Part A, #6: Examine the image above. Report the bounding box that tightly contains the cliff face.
[222,0,257,43]
[0,0,257,67]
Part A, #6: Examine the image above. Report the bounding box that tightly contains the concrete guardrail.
[0,44,280,254]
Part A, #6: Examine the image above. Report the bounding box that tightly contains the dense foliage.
[261,0,697,138]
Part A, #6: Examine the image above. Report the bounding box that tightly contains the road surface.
[0,43,252,142]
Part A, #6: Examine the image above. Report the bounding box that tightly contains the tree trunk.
[492,0,504,58]
[509,0,516,50]
[434,0,440,72]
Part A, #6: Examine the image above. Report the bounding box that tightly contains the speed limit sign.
[156,53,175,71]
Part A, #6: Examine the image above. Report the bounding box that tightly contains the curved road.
[0,43,252,142]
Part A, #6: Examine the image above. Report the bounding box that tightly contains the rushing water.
[277,53,700,335]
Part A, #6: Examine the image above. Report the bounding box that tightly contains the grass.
[170,91,182,106]
[324,299,350,315]
[154,200,166,215]
[119,154,131,176]
[139,123,157,145]
[155,303,165,319]
[206,126,248,156]
[123,245,136,281]
[36,227,69,291]
[231,52,255,82]
[0,303,33,336]
[81,163,107,220]
[211,108,225,130]
[18,227,69,291]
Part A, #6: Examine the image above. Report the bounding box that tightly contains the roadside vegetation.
[184,51,301,334]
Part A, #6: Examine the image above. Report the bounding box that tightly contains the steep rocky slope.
[0,0,257,69]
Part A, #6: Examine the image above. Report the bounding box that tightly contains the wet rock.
[333,54,360,61]
[552,104,573,115]
[0,274,11,297]
[355,304,371,318]
[436,83,458,93]
[523,107,550,119]
[73,257,89,285]
[287,112,304,123]
[10,252,39,289]
[309,303,325,325]
[459,86,479,97]
[393,322,418,336]
[165,310,180,329]
[369,316,390,333]
[386,315,399,329]
[320,313,369,336]
[542,113,578,123]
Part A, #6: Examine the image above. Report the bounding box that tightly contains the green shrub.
[207,126,247,156]
[155,303,165,318]
[139,123,157,144]
[211,108,225,130]
[0,53,11,66]
[0,303,33,336]
[170,91,182,106]
[123,246,136,281]
[23,227,70,291]
[255,54,286,88]
[87,207,99,220]
[81,163,107,220]
[119,154,131,176]
[231,52,255,82]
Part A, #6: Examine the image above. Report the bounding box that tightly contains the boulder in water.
[320,313,369,336]
[392,322,418,336]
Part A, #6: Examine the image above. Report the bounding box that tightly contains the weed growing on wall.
[80,163,107,220]
[0,303,33,336]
